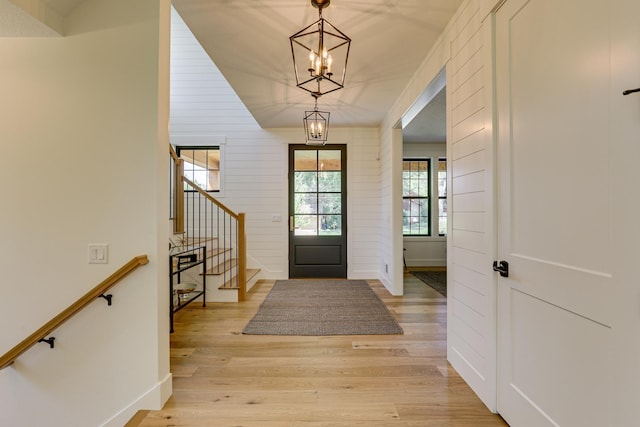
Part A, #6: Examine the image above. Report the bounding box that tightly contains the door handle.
[493,260,509,277]
[290,216,295,232]
[623,88,640,96]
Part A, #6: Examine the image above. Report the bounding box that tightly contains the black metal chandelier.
[290,0,351,98]
[303,98,330,145]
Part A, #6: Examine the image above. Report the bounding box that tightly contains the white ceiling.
[39,0,86,16]
[5,0,456,140]
[171,0,461,132]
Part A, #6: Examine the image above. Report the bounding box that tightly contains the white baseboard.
[378,273,394,295]
[406,259,447,267]
[348,270,378,280]
[101,373,173,427]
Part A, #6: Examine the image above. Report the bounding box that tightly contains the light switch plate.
[88,244,108,264]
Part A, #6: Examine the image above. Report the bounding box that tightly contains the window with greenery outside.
[403,159,430,236]
[294,150,342,236]
[438,158,447,236]
[176,146,220,192]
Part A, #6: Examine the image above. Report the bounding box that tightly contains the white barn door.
[495,0,615,425]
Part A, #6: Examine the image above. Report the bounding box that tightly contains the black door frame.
[288,144,347,278]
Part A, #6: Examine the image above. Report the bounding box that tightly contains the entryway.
[288,144,347,278]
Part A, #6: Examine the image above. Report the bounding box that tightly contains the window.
[438,158,447,236]
[403,159,430,235]
[176,146,220,192]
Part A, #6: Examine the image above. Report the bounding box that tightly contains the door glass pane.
[293,148,343,237]
[318,150,341,171]
[295,194,318,214]
[294,215,317,236]
[318,171,341,192]
[295,171,317,192]
[319,215,341,235]
[319,193,341,214]
[295,150,317,171]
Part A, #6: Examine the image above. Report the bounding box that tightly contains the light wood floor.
[139,274,507,426]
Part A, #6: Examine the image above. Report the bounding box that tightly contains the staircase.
[170,146,260,302]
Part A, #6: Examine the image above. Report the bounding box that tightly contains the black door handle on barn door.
[623,88,640,95]
[493,260,509,277]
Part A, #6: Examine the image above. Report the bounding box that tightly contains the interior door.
[289,145,347,278]
[495,0,613,425]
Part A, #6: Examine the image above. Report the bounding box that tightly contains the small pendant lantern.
[303,98,330,145]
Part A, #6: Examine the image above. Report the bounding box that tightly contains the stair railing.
[0,255,149,370]
[169,146,246,301]
[180,177,246,301]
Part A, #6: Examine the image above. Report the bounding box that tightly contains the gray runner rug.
[411,271,447,297]
[242,279,403,336]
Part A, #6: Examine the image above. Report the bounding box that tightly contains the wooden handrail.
[0,255,149,370]
[169,144,180,163]
[182,176,240,219]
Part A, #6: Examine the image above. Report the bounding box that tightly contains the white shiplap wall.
[447,0,496,410]
[380,0,497,410]
[170,8,381,279]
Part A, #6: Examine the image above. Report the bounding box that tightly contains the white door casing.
[495,0,613,425]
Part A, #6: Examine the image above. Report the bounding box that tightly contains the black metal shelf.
[169,245,206,332]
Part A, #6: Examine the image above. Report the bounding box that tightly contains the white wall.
[0,1,171,426]
[402,142,447,267]
[380,0,498,410]
[170,8,381,280]
[600,1,640,424]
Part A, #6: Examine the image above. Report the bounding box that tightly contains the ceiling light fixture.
[290,0,351,98]
[303,98,330,145]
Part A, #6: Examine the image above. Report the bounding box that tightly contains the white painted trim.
[482,10,499,412]
[349,270,380,280]
[379,273,400,296]
[406,259,447,267]
[391,127,405,296]
[403,236,447,243]
[171,134,227,146]
[247,255,288,280]
[401,68,446,130]
[101,373,173,427]
[480,0,508,22]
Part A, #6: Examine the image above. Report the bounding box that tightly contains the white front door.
[495,0,615,425]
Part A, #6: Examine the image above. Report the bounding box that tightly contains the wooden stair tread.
[218,268,260,290]
[205,247,232,259]
[183,236,218,244]
[203,258,237,275]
